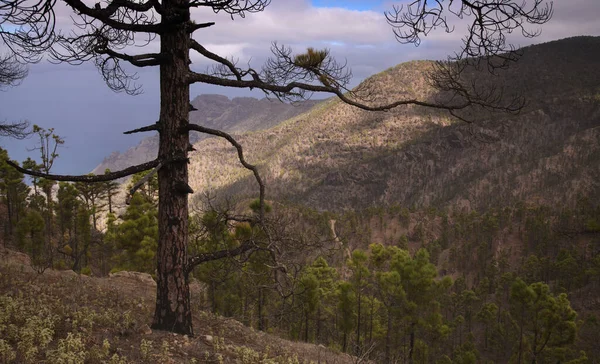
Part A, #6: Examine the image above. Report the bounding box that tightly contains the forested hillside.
[1,36,599,363]
[187,36,600,211]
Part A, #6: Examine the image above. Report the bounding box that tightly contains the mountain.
[185,36,600,212]
[91,95,321,174]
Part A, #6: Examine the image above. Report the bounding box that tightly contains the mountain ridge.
[91,95,321,174]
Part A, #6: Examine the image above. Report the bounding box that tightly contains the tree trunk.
[316,306,321,343]
[518,308,525,364]
[5,192,13,237]
[356,291,361,355]
[43,184,53,266]
[409,322,416,364]
[107,193,113,214]
[369,297,374,344]
[385,311,392,364]
[151,8,193,335]
[258,287,265,331]
[91,203,97,230]
[304,309,309,342]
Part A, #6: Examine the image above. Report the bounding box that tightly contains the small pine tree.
[111,193,158,274]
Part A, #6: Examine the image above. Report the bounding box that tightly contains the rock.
[0,247,31,267]
[139,324,152,335]
[202,335,213,344]
[61,269,79,278]
[109,271,156,286]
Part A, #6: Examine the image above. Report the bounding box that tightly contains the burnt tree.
[2,0,552,335]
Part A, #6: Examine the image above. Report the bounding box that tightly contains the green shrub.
[46,332,87,364]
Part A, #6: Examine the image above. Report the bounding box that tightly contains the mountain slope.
[186,36,600,211]
[92,95,320,174]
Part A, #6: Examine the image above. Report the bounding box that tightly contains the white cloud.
[44,0,600,85]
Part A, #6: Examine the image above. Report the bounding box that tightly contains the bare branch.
[62,0,163,33]
[125,161,163,204]
[123,122,160,134]
[94,56,143,94]
[186,239,256,274]
[188,0,270,17]
[190,39,242,81]
[187,123,266,220]
[0,53,28,87]
[6,158,163,182]
[100,0,155,15]
[50,26,159,93]
[187,21,215,33]
[0,120,30,139]
[187,70,471,112]
[0,0,57,62]
[96,47,163,67]
[386,0,553,71]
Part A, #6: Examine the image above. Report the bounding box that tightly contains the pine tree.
[56,182,92,271]
[510,278,578,363]
[299,272,319,342]
[337,281,356,353]
[390,248,450,363]
[112,192,158,273]
[75,177,106,230]
[102,169,120,214]
[348,249,370,355]
[305,256,338,344]
[15,210,46,269]
[0,148,28,240]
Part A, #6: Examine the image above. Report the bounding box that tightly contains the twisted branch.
[187,123,265,220]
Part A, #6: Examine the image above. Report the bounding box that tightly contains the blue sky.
[1,0,599,175]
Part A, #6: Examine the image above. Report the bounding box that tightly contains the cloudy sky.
[1,0,599,174]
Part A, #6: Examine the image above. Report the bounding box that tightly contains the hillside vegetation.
[0,248,352,364]
[187,37,600,212]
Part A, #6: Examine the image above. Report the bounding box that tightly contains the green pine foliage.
[15,210,46,268]
[0,148,28,237]
[108,193,158,274]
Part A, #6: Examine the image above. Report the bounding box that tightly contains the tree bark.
[151,5,193,335]
[356,290,361,356]
[304,309,309,342]
[258,287,265,331]
[409,322,416,364]
[385,311,392,364]
[316,306,321,343]
[43,183,53,266]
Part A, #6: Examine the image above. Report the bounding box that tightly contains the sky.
[1,0,599,175]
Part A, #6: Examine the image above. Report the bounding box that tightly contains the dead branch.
[187,124,266,221]
[6,158,164,182]
[123,122,161,135]
[125,161,163,204]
